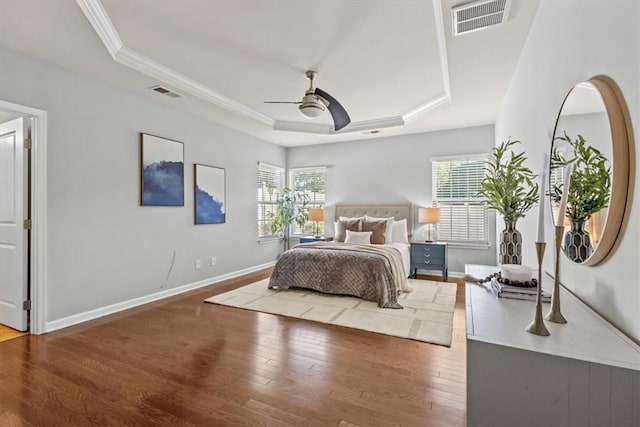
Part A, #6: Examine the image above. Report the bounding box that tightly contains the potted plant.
[479,139,539,264]
[550,132,611,262]
[267,188,309,251]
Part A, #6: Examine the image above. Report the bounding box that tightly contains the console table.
[465,264,640,426]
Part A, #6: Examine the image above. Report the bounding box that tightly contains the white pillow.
[364,215,394,244]
[339,216,364,221]
[391,218,409,244]
[344,230,372,245]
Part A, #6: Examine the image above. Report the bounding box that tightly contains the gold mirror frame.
[550,76,631,266]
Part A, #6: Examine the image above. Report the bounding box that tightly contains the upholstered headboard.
[335,204,412,232]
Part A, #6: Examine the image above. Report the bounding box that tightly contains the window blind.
[258,162,284,238]
[432,155,489,245]
[289,166,326,235]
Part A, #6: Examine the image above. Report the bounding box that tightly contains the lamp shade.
[418,207,440,224]
[308,208,325,222]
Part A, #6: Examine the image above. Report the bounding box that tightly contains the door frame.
[1,100,47,334]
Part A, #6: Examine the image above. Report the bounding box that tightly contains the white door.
[0,117,28,331]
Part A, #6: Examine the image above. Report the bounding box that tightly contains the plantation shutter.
[289,167,327,235]
[258,162,285,238]
[432,155,489,245]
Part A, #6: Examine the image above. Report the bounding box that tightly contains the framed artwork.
[194,164,226,224]
[140,133,184,206]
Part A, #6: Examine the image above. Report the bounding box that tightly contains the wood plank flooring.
[0,324,28,343]
[0,270,466,426]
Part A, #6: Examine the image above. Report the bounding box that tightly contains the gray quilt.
[268,242,410,308]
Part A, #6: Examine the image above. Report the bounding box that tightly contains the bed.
[268,205,413,308]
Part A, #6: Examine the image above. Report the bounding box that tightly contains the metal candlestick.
[546,226,567,324]
[526,242,550,336]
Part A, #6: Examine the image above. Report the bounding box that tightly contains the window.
[432,155,489,245]
[289,166,326,235]
[258,162,284,238]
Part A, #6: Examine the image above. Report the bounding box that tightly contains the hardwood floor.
[0,270,466,426]
[0,324,28,343]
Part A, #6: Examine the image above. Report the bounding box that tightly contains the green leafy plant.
[550,132,611,221]
[479,139,539,221]
[267,188,309,250]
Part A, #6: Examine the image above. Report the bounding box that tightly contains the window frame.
[257,162,285,240]
[289,166,327,236]
[431,154,490,247]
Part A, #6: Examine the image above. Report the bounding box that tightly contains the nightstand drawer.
[411,254,445,265]
[412,258,445,267]
[411,244,446,258]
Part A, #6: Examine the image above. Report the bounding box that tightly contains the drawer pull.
[424,254,431,258]
[424,260,431,264]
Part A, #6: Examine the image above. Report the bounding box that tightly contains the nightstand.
[299,236,332,243]
[410,241,448,281]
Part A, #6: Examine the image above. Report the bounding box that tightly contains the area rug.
[204,278,457,346]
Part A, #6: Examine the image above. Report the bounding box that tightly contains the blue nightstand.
[410,241,448,281]
[299,236,332,243]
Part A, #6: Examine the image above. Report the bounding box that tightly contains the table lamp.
[308,208,325,237]
[418,207,440,242]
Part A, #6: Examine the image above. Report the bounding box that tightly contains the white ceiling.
[0,0,539,147]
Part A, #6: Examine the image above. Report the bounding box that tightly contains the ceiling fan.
[264,70,351,131]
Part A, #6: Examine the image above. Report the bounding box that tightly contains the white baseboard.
[45,261,276,333]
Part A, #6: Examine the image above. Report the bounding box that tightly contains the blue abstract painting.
[140,134,184,206]
[194,164,226,224]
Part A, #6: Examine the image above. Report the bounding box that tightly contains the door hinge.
[24,219,32,230]
[23,300,31,311]
[24,138,32,150]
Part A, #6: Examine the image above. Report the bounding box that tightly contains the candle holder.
[526,242,550,336]
[546,225,567,324]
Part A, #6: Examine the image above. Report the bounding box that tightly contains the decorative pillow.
[391,218,409,244]
[344,230,372,245]
[364,215,394,243]
[335,218,362,242]
[361,219,387,244]
[339,215,364,222]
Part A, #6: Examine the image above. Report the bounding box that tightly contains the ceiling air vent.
[452,0,511,36]
[149,85,181,98]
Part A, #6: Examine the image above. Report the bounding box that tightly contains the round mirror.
[549,77,630,266]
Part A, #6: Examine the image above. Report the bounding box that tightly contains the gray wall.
[495,1,639,341]
[0,46,285,323]
[287,126,498,273]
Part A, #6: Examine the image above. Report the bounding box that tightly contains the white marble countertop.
[465,264,640,371]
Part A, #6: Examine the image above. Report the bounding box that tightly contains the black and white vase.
[500,219,522,265]
[564,219,592,263]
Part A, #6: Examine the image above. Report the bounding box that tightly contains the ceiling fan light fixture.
[298,98,325,118]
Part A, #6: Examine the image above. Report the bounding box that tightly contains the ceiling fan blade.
[263,101,302,104]
[314,88,351,131]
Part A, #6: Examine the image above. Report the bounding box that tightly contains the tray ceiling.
[0,0,539,147]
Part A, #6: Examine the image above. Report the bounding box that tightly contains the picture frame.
[194,163,226,224]
[140,133,184,206]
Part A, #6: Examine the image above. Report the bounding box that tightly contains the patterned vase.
[500,219,522,265]
[564,219,592,263]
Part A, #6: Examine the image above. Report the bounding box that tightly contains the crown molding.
[273,120,333,134]
[403,0,451,123]
[76,0,450,136]
[76,0,273,127]
[76,0,122,57]
[116,48,274,126]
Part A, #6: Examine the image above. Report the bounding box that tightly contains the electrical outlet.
[210,256,216,266]
[195,259,201,269]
